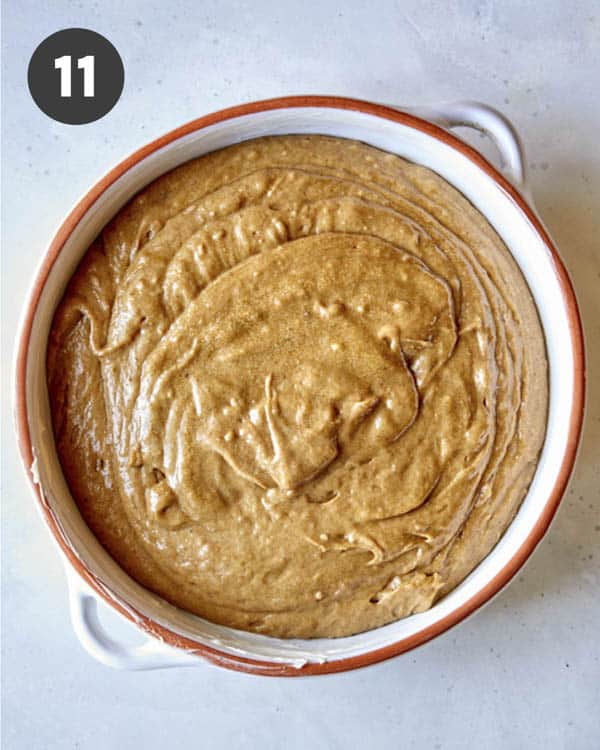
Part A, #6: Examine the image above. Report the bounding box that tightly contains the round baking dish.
[14,96,585,675]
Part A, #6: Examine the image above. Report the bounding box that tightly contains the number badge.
[28,29,124,125]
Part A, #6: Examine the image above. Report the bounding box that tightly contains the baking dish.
[14,96,585,675]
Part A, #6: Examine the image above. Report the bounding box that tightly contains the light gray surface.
[2,1,599,748]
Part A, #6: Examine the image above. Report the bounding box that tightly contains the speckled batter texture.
[47,135,548,638]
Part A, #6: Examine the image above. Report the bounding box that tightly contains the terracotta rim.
[14,95,585,676]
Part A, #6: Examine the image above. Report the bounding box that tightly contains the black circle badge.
[28,28,124,125]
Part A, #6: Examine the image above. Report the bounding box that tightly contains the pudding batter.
[47,135,548,637]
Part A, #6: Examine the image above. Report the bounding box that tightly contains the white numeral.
[54,55,71,97]
[54,55,96,98]
[77,55,95,97]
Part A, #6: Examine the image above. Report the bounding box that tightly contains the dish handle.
[65,566,200,670]
[398,100,529,195]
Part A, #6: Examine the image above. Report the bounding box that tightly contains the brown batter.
[47,135,548,638]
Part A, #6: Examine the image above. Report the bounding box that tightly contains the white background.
[2,1,599,748]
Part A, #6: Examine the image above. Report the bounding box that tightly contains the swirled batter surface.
[48,135,547,637]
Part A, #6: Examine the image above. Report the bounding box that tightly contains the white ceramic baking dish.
[14,97,585,675]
